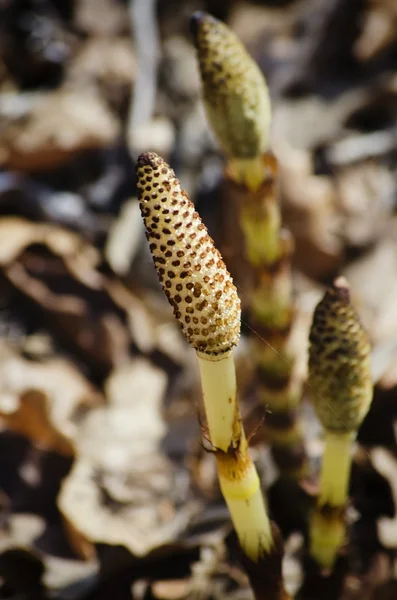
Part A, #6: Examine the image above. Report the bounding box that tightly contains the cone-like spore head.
[191,11,271,159]
[136,151,241,355]
[309,277,372,432]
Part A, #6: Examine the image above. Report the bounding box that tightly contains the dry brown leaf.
[43,553,98,594]
[68,36,136,114]
[272,92,365,151]
[151,579,191,600]
[69,36,136,88]
[75,0,129,35]
[335,160,395,248]
[344,233,397,345]
[229,2,293,45]
[2,390,74,456]
[59,455,196,558]
[59,358,200,557]
[6,260,129,371]
[0,217,154,368]
[0,340,101,455]
[105,279,156,355]
[0,88,119,172]
[354,0,397,61]
[0,514,45,562]
[0,513,98,592]
[61,516,97,561]
[277,143,343,279]
[0,218,91,267]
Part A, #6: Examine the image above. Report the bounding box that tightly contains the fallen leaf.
[0,217,154,370]
[277,142,344,279]
[59,358,201,557]
[0,88,119,172]
[0,339,101,455]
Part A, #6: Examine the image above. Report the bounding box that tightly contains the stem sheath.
[197,351,237,452]
[217,450,272,561]
[319,431,354,507]
[310,430,355,568]
[197,350,273,563]
[310,511,345,570]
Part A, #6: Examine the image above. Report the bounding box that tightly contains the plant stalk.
[197,351,238,453]
[197,350,273,562]
[319,431,355,507]
[309,431,354,569]
[224,154,308,478]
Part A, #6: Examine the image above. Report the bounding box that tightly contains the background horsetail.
[308,277,373,568]
[191,12,307,478]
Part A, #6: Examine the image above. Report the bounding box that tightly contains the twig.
[128,0,160,152]
[325,128,397,167]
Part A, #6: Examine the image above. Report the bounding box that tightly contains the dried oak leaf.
[59,359,200,558]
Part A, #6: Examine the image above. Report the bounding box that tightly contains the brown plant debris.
[0,217,153,372]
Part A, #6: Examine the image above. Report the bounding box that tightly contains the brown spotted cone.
[308,277,372,432]
[190,11,271,159]
[136,151,241,355]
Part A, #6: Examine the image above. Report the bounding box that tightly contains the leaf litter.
[0,0,397,599]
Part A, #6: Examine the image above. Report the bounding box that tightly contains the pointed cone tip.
[331,276,350,303]
[190,11,219,38]
[136,151,159,169]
